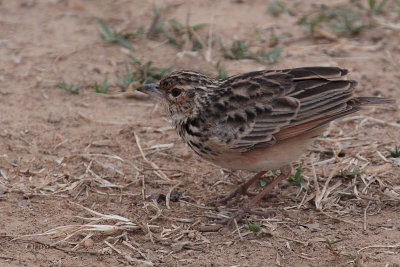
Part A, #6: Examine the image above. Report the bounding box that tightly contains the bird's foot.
[206,186,256,207]
[207,171,268,207]
[214,204,249,226]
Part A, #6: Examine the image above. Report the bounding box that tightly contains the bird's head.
[137,70,215,124]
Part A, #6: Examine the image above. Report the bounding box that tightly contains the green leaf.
[387,145,400,158]
[288,162,304,185]
[120,55,172,85]
[116,36,135,51]
[191,23,208,31]
[256,47,282,64]
[169,19,184,32]
[58,81,79,94]
[246,219,261,233]
[215,61,228,79]
[97,18,134,51]
[97,18,113,40]
[268,1,287,17]
[95,77,108,94]
[369,0,388,15]
[255,29,267,42]
[128,55,142,66]
[259,178,271,187]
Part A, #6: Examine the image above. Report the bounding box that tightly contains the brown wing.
[274,67,357,141]
[209,67,388,151]
[208,69,300,151]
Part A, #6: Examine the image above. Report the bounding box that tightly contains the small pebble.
[187,232,196,239]
[170,191,183,202]
[83,238,94,248]
[147,193,166,202]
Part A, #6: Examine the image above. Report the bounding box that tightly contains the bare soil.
[1,1,400,266]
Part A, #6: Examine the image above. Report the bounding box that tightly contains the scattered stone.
[147,193,166,202]
[83,238,94,248]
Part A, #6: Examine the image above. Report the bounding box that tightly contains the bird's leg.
[215,165,292,225]
[207,171,267,207]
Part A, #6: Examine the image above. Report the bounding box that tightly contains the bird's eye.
[171,88,182,97]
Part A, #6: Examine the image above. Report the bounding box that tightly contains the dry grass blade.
[340,115,400,128]
[311,162,321,202]
[122,240,150,261]
[0,168,9,181]
[78,153,124,161]
[14,224,139,243]
[314,166,340,210]
[363,201,371,231]
[104,240,154,266]
[358,242,400,253]
[166,181,181,209]
[13,202,141,246]
[205,15,214,62]
[232,219,243,239]
[70,201,131,222]
[134,132,171,180]
[376,151,390,162]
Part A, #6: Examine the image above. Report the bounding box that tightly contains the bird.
[137,66,392,225]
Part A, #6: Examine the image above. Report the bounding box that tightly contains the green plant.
[299,13,328,35]
[167,18,207,50]
[116,56,172,89]
[369,0,388,15]
[146,4,170,39]
[128,55,172,84]
[269,31,291,47]
[255,29,291,46]
[322,234,343,253]
[97,18,135,51]
[117,66,136,88]
[299,6,375,36]
[221,39,282,65]
[255,29,267,43]
[245,219,261,233]
[215,61,228,79]
[387,146,400,158]
[267,1,287,17]
[94,77,108,94]
[220,40,251,60]
[335,166,362,179]
[58,81,79,94]
[288,162,304,185]
[255,47,282,65]
[329,7,374,35]
[259,177,272,187]
[146,6,207,51]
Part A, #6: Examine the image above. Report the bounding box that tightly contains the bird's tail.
[352,97,394,106]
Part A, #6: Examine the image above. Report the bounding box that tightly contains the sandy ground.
[1,0,400,266]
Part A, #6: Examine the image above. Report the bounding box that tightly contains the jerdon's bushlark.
[137,67,392,225]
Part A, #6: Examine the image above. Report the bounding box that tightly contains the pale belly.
[208,127,326,172]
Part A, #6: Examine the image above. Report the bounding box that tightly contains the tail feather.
[352,97,394,105]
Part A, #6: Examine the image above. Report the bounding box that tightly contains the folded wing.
[209,67,389,151]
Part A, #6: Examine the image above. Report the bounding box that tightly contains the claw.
[205,166,292,228]
[206,171,267,207]
[214,204,249,226]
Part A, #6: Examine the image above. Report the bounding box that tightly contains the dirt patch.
[1,0,400,266]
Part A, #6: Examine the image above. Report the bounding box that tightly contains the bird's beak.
[136,83,163,99]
